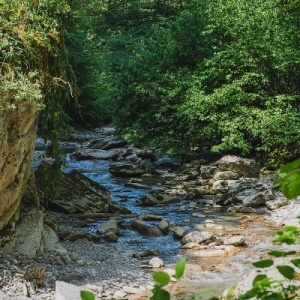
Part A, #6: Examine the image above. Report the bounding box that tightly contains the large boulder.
[36,164,130,214]
[216,155,260,178]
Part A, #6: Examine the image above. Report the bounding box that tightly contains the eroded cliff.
[0,101,39,231]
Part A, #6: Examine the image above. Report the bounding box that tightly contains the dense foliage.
[0,0,74,147]
[1,0,299,165]
[69,0,299,164]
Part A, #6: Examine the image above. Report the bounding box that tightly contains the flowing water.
[63,156,248,264]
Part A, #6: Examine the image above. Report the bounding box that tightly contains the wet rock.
[178,168,199,180]
[242,192,265,207]
[216,155,260,178]
[109,162,156,177]
[138,249,161,258]
[200,166,218,179]
[172,226,188,239]
[36,165,130,215]
[132,219,164,237]
[105,232,119,242]
[89,137,127,150]
[138,214,163,221]
[137,191,181,206]
[62,232,100,242]
[149,257,164,268]
[72,149,121,161]
[154,156,180,169]
[97,219,120,235]
[158,220,169,234]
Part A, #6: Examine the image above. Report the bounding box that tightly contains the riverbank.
[1,126,299,299]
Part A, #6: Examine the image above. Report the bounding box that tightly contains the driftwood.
[69,213,137,220]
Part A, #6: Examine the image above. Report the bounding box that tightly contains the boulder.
[36,165,130,214]
[216,155,260,178]
[105,231,119,242]
[89,137,127,150]
[181,231,214,245]
[72,149,121,161]
[149,257,164,268]
[211,180,229,194]
[223,235,246,246]
[137,192,181,206]
[242,192,265,207]
[172,226,188,239]
[97,219,120,235]
[158,219,170,233]
[200,166,218,179]
[109,162,156,177]
[132,219,164,237]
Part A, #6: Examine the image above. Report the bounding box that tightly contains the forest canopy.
[1,0,299,166]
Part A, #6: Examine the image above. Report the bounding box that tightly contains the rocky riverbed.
[1,126,299,300]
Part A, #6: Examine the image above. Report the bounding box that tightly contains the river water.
[61,152,288,299]
[63,155,248,265]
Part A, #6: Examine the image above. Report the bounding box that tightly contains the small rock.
[223,235,246,246]
[149,257,164,268]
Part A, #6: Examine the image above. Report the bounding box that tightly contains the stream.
[63,155,256,264]
[59,144,284,298]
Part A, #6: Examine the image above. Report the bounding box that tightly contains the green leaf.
[151,287,170,300]
[252,260,274,268]
[152,272,171,286]
[280,172,300,199]
[239,289,258,299]
[253,275,269,286]
[291,259,300,267]
[277,158,300,176]
[268,250,288,257]
[80,291,95,300]
[277,265,295,280]
[175,256,186,279]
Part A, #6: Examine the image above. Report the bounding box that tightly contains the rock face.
[36,165,130,214]
[0,102,39,232]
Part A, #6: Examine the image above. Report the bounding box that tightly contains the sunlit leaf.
[80,291,95,300]
[175,256,186,279]
[253,275,270,286]
[152,272,171,286]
